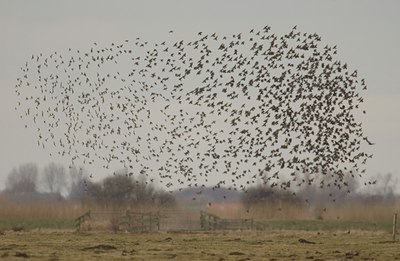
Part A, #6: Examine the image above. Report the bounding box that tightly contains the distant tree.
[154,191,176,206]
[296,170,360,205]
[362,173,398,203]
[42,163,66,194]
[134,175,155,204]
[86,170,175,206]
[84,180,103,202]
[375,173,397,197]
[66,166,175,207]
[6,163,38,193]
[68,165,89,201]
[102,174,135,205]
[241,183,299,207]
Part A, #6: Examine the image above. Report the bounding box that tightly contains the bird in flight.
[15,25,372,197]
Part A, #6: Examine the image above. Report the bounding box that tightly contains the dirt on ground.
[0,229,399,260]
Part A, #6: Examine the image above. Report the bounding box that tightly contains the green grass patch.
[0,218,75,230]
[0,217,393,232]
[260,219,393,231]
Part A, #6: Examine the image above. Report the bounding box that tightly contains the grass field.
[0,217,394,232]
[261,219,394,232]
[1,201,399,260]
[0,218,75,231]
[0,230,399,260]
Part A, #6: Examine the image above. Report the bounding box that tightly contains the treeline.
[1,162,175,207]
[3,162,398,213]
[242,172,398,207]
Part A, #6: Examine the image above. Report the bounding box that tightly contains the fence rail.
[119,210,160,232]
[75,209,265,232]
[75,211,91,231]
[200,211,265,231]
[75,210,160,232]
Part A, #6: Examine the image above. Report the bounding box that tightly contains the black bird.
[364,137,375,145]
[15,25,371,198]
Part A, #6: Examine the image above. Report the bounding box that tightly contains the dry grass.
[0,196,399,233]
[0,197,182,231]
[323,201,400,221]
[0,230,399,260]
[206,200,400,222]
[0,197,173,220]
[0,198,81,220]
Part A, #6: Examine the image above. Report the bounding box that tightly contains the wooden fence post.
[200,211,205,230]
[126,210,132,232]
[157,211,160,231]
[75,210,91,232]
[141,213,144,232]
[149,213,153,231]
[393,213,397,241]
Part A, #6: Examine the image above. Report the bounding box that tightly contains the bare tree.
[102,174,135,206]
[42,163,66,194]
[6,163,38,193]
[68,165,88,201]
[241,183,299,207]
[154,191,176,206]
[134,174,154,204]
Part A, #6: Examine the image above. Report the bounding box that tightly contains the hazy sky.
[0,0,399,190]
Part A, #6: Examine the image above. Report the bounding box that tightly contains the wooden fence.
[76,209,265,232]
[75,210,91,231]
[119,210,160,232]
[200,211,265,231]
[75,210,160,232]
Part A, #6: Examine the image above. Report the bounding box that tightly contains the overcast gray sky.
[0,0,399,190]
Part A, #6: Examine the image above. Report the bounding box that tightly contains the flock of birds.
[15,25,373,198]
